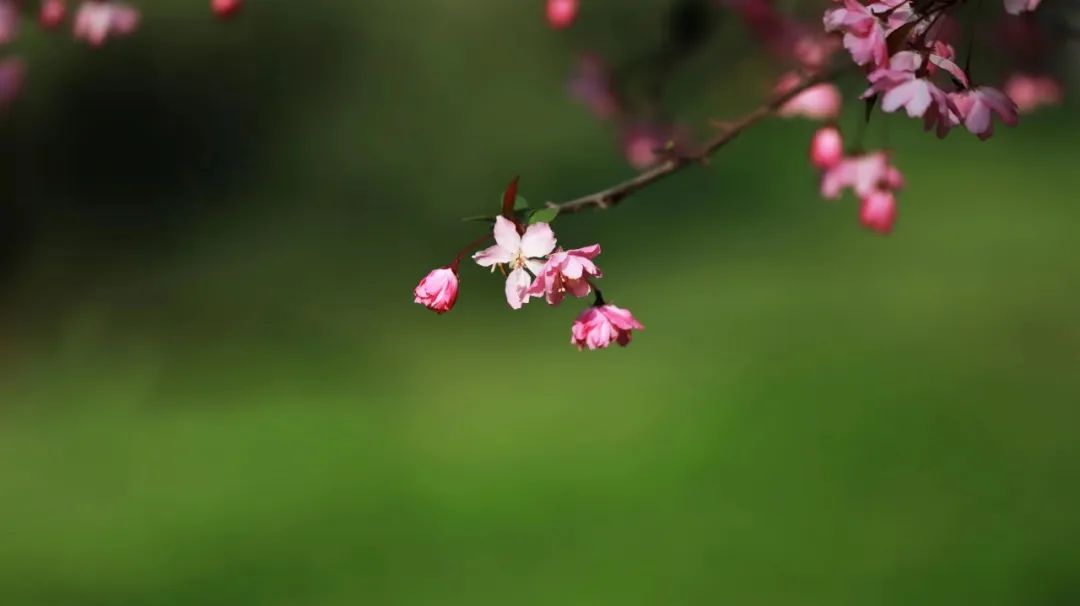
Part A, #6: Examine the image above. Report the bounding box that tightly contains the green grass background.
[1,1,1078,604]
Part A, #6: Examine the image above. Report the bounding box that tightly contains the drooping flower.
[73,0,140,47]
[948,86,1018,140]
[546,0,578,29]
[863,50,963,137]
[525,245,602,305]
[571,304,644,351]
[1004,73,1063,113]
[823,0,890,68]
[1003,0,1042,15]
[859,189,897,234]
[473,216,557,309]
[413,267,459,314]
[881,76,953,118]
[776,72,842,120]
[809,126,844,170]
[820,151,903,199]
[864,52,954,123]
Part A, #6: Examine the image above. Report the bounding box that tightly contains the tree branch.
[549,67,845,215]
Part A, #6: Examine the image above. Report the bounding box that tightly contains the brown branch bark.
[549,67,845,216]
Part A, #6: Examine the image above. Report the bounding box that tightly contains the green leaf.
[528,207,559,225]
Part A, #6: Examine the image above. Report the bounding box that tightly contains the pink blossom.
[879,76,953,119]
[73,1,140,47]
[823,0,889,67]
[473,216,557,309]
[1003,74,1062,114]
[809,126,844,170]
[859,190,897,234]
[949,86,1018,140]
[621,124,682,170]
[776,72,842,120]
[525,244,602,305]
[0,0,17,44]
[0,57,23,108]
[1003,0,1041,15]
[212,0,243,19]
[40,0,68,28]
[821,151,903,199]
[865,51,956,131]
[546,0,578,29]
[413,267,459,314]
[571,304,644,351]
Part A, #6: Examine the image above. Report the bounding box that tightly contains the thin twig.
[549,67,846,216]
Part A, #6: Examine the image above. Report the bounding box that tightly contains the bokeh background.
[3,1,1079,604]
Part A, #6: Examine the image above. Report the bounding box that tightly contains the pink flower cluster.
[824,0,1031,142]
[414,182,643,351]
[811,126,904,234]
[797,0,1062,233]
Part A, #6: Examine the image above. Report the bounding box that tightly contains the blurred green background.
[2,1,1079,604]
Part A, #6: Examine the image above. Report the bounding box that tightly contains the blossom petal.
[492,216,521,254]
[880,79,915,113]
[603,305,645,330]
[504,267,532,310]
[520,222,557,258]
[473,243,514,267]
[963,101,992,138]
[980,87,1019,126]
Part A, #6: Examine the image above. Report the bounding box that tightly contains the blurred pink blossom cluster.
[0,0,242,110]
[807,0,1062,231]
[553,0,1064,241]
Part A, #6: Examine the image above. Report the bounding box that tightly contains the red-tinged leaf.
[501,176,520,218]
[886,21,917,56]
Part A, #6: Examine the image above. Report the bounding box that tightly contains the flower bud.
[212,0,243,19]
[546,0,578,30]
[809,126,843,170]
[859,190,896,234]
[413,267,459,314]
